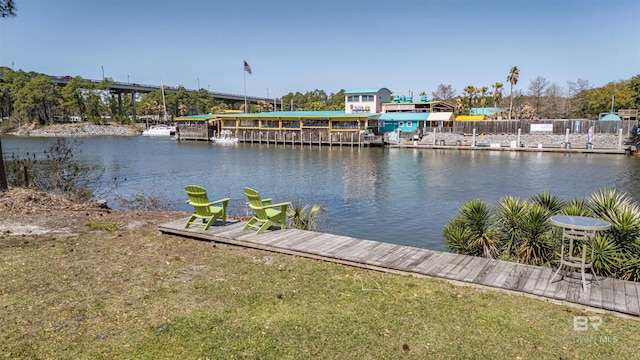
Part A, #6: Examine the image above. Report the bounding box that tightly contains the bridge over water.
[0,73,281,113]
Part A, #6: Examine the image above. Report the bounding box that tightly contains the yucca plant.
[517,204,554,265]
[621,256,640,282]
[588,189,640,252]
[588,233,623,277]
[496,196,527,257]
[530,191,565,215]
[445,199,499,259]
[587,188,632,222]
[442,219,472,255]
[560,197,593,217]
[286,201,324,231]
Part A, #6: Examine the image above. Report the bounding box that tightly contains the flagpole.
[244,67,247,113]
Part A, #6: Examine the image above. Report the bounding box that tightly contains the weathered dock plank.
[588,279,603,310]
[613,279,628,313]
[439,254,475,279]
[472,261,499,285]
[489,262,518,288]
[367,245,411,267]
[157,218,640,318]
[359,243,401,265]
[413,252,458,276]
[600,278,615,312]
[565,281,585,304]
[625,282,640,315]
[459,257,492,283]
[520,266,543,293]
[393,250,435,270]
[502,264,532,291]
[553,272,572,301]
[532,268,554,296]
[434,254,467,278]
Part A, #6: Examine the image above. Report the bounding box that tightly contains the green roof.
[174,114,215,121]
[191,111,371,119]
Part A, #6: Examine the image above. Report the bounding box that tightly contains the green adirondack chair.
[243,187,290,235]
[184,185,230,231]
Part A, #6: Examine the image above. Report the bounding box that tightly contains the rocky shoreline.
[5,123,634,150]
[413,132,631,149]
[9,123,142,137]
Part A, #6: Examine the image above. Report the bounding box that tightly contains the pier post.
[517,128,521,147]
[565,128,569,143]
[472,128,476,147]
[618,128,623,150]
[433,129,436,145]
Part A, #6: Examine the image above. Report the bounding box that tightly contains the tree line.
[433,67,640,120]
[1,66,639,128]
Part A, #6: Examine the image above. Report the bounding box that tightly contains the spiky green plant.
[442,219,472,254]
[496,196,527,257]
[588,233,623,277]
[446,199,499,259]
[588,188,632,221]
[588,189,640,252]
[560,197,593,217]
[530,191,565,215]
[517,204,554,265]
[621,256,640,282]
[287,202,324,231]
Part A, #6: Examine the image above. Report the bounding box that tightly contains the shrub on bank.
[443,189,640,281]
[4,138,103,202]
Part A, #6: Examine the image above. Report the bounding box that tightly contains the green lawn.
[1,222,638,359]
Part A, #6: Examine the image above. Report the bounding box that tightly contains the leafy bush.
[5,138,103,202]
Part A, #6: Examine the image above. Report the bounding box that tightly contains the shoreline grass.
[1,221,639,359]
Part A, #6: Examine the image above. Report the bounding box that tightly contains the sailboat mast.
[161,80,168,122]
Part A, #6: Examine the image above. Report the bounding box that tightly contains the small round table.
[550,215,611,291]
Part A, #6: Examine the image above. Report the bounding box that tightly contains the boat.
[142,124,176,136]
[210,130,238,144]
[142,78,175,137]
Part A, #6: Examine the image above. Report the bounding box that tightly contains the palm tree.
[492,82,503,116]
[479,86,488,115]
[0,0,16,18]
[507,66,520,119]
[463,85,476,114]
[454,97,465,115]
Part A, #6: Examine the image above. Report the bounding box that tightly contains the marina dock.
[158,218,640,318]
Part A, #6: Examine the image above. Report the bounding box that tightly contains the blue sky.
[1,0,638,99]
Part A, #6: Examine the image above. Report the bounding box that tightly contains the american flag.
[244,61,252,75]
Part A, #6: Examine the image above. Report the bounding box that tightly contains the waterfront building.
[378,91,454,135]
[173,87,453,144]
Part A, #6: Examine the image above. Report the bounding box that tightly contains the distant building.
[470,107,506,116]
[378,91,454,133]
[343,88,392,114]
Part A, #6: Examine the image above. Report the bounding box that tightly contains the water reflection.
[2,135,639,251]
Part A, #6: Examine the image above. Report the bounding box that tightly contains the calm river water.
[3,135,640,251]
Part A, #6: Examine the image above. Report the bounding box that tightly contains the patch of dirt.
[0,188,188,237]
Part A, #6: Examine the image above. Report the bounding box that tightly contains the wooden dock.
[158,218,640,318]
